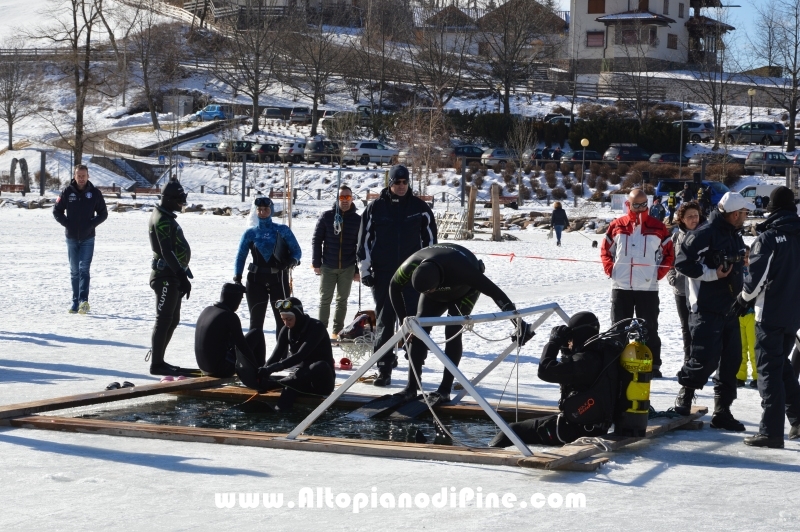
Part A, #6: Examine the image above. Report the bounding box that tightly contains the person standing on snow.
[357,164,437,387]
[311,185,361,338]
[53,164,108,314]
[550,201,569,246]
[601,188,674,379]
[234,196,302,339]
[147,178,192,376]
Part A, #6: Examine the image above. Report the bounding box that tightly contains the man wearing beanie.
[236,297,335,411]
[388,243,534,403]
[356,164,437,387]
[194,283,263,377]
[733,186,800,447]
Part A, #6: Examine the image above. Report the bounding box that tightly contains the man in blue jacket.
[733,187,800,447]
[312,185,361,338]
[53,164,108,314]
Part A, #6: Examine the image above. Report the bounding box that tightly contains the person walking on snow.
[550,201,569,246]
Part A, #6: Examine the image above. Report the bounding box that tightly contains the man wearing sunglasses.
[356,164,438,387]
[312,185,361,338]
[601,188,674,378]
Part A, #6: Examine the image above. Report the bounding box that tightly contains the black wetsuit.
[490,337,620,447]
[264,314,336,409]
[390,243,515,395]
[148,205,191,366]
[195,292,263,377]
[245,247,292,337]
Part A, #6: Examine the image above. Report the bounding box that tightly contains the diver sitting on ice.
[389,243,535,406]
[489,312,624,447]
[236,297,336,412]
[194,283,264,377]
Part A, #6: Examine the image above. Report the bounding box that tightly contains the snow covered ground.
[1,198,799,531]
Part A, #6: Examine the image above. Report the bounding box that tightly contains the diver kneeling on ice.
[489,312,625,447]
[236,297,335,412]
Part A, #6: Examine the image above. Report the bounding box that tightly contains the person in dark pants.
[389,243,534,402]
[678,182,695,203]
[550,201,569,246]
[649,197,666,223]
[357,165,437,387]
[666,192,677,224]
[53,164,108,314]
[195,283,263,377]
[147,179,192,376]
[236,297,335,412]
[600,189,674,378]
[733,187,800,447]
[234,196,302,338]
[489,312,621,447]
[673,192,753,432]
[312,185,361,337]
[666,201,704,367]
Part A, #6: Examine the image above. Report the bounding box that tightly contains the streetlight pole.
[748,88,756,126]
[580,138,589,196]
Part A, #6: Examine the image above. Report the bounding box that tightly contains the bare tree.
[0,43,38,150]
[393,107,450,195]
[749,0,800,152]
[212,1,282,134]
[505,117,536,206]
[281,8,350,137]
[474,0,562,114]
[322,111,362,166]
[96,0,141,107]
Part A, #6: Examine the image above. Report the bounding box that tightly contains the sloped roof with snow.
[596,11,677,26]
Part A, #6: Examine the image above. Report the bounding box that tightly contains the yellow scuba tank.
[614,320,653,437]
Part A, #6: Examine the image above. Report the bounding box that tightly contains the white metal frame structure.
[286,302,571,457]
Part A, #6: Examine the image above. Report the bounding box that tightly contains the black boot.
[673,386,695,416]
[150,361,183,376]
[398,358,423,398]
[710,398,746,432]
[373,370,392,387]
[789,424,800,440]
[743,433,784,448]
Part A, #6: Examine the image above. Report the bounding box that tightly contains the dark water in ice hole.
[77,397,501,446]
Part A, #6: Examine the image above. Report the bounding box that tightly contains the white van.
[739,184,781,212]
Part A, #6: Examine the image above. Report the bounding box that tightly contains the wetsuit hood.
[568,311,600,351]
[219,283,246,312]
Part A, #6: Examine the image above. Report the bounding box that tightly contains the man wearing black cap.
[147,178,193,376]
[733,186,800,447]
[236,297,336,411]
[356,164,437,386]
[389,243,534,403]
[194,283,263,377]
[489,312,622,447]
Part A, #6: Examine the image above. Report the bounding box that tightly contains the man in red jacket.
[601,188,674,377]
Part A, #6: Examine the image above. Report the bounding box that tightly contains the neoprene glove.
[287,259,300,269]
[512,319,535,347]
[177,270,191,300]
[361,275,375,288]
[233,274,242,284]
[549,325,571,344]
[729,294,754,318]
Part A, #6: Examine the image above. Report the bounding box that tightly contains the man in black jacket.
[390,243,534,401]
[357,165,437,386]
[53,164,108,314]
[195,283,263,377]
[147,179,193,376]
[236,297,336,411]
[673,192,753,432]
[489,312,621,447]
[733,187,800,447]
[312,185,361,337]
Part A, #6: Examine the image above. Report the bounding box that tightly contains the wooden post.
[491,183,502,242]
[467,185,477,237]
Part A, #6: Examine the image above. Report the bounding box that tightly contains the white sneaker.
[78,301,90,314]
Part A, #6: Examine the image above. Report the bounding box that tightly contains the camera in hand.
[705,250,744,273]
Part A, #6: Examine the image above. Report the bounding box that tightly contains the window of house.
[663,0,669,15]
[588,0,605,14]
[617,27,640,45]
[638,0,649,11]
[678,3,685,18]
[668,33,678,49]
[649,26,658,45]
[587,31,605,47]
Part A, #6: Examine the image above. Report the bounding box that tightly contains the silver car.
[673,120,715,143]
[343,141,399,165]
[481,148,519,166]
[278,141,306,163]
[189,142,219,160]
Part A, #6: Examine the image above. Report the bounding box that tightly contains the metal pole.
[460,156,466,207]
[679,100,685,179]
[39,151,46,196]
[241,158,246,203]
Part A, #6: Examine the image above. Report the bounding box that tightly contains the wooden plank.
[674,420,704,431]
[10,416,526,467]
[0,377,231,421]
[173,386,560,421]
[552,457,608,472]
[517,406,709,470]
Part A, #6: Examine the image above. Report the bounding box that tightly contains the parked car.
[521,148,543,164]
[649,153,690,164]
[547,116,576,127]
[602,144,651,167]
[289,107,311,125]
[655,179,731,207]
[397,145,443,166]
[304,140,340,164]
[440,145,485,167]
[543,113,570,123]
[744,151,794,176]
[261,107,283,120]
[726,122,786,145]
[189,142,219,160]
[481,147,520,167]
[687,153,741,166]
[673,120,715,143]
[194,104,234,121]
[217,140,255,161]
[560,150,602,169]
[251,142,280,163]
[343,141,398,165]
[278,141,306,163]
